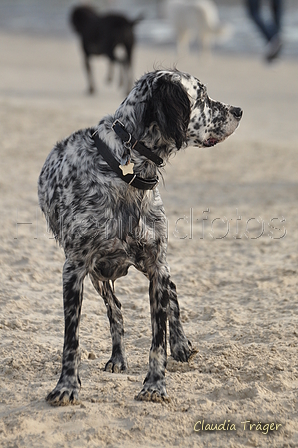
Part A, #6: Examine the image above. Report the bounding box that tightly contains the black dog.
[70,5,142,95]
[39,69,242,405]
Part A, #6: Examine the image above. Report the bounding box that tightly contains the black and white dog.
[38,69,242,405]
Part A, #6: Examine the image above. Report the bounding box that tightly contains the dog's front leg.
[90,277,128,372]
[46,260,85,406]
[103,282,128,373]
[167,280,196,361]
[135,270,170,403]
[83,53,95,95]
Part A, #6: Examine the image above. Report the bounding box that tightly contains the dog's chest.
[83,192,167,280]
[88,209,164,281]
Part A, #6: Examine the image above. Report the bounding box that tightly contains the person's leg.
[247,0,272,42]
[265,0,283,61]
[272,0,282,33]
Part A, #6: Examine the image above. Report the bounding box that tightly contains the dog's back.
[70,5,140,48]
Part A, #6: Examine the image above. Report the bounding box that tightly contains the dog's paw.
[46,380,81,406]
[104,355,127,373]
[134,378,170,403]
[170,338,197,363]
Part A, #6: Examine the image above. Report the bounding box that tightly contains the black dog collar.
[91,130,159,191]
[112,119,164,167]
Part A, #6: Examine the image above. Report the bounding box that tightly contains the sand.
[0,31,298,447]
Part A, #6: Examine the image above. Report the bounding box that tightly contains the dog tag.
[119,162,134,176]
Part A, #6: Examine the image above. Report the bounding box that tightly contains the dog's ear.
[144,76,191,149]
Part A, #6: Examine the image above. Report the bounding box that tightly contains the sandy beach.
[0,30,298,447]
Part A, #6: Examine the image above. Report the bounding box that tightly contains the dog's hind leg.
[123,60,133,96]
[123,45,133,95]
[167,280,196,362]
[113,43,133,94]
[90,276,128,372]
[106,59,115,84]
[46,260,86,406]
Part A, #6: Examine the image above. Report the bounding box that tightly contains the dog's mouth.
[203,137,219,147]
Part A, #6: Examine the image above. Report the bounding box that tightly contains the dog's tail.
[130,13,145,27]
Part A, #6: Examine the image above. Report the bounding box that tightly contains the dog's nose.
[230,107,243,120]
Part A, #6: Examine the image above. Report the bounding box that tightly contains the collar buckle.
[112,119,164,167]
[112,119,132,148]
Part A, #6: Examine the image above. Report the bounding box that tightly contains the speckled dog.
[38,69,242,405]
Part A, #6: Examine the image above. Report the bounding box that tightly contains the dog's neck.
[97,115,176,180]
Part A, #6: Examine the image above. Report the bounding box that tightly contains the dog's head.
[180,72,243,148]
[115,70,242,156]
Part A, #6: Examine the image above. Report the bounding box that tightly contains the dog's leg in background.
[123,60,133,96]
[90,277,128,372]
[167,280,195,361]
[118,63,124,88]
[83,52,95,94]
[106,59,115,84]
[46,260,85,405]
[114,44,133,95]
[106,49,118,86]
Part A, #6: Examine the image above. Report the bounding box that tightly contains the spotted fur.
[38,69,242,405]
